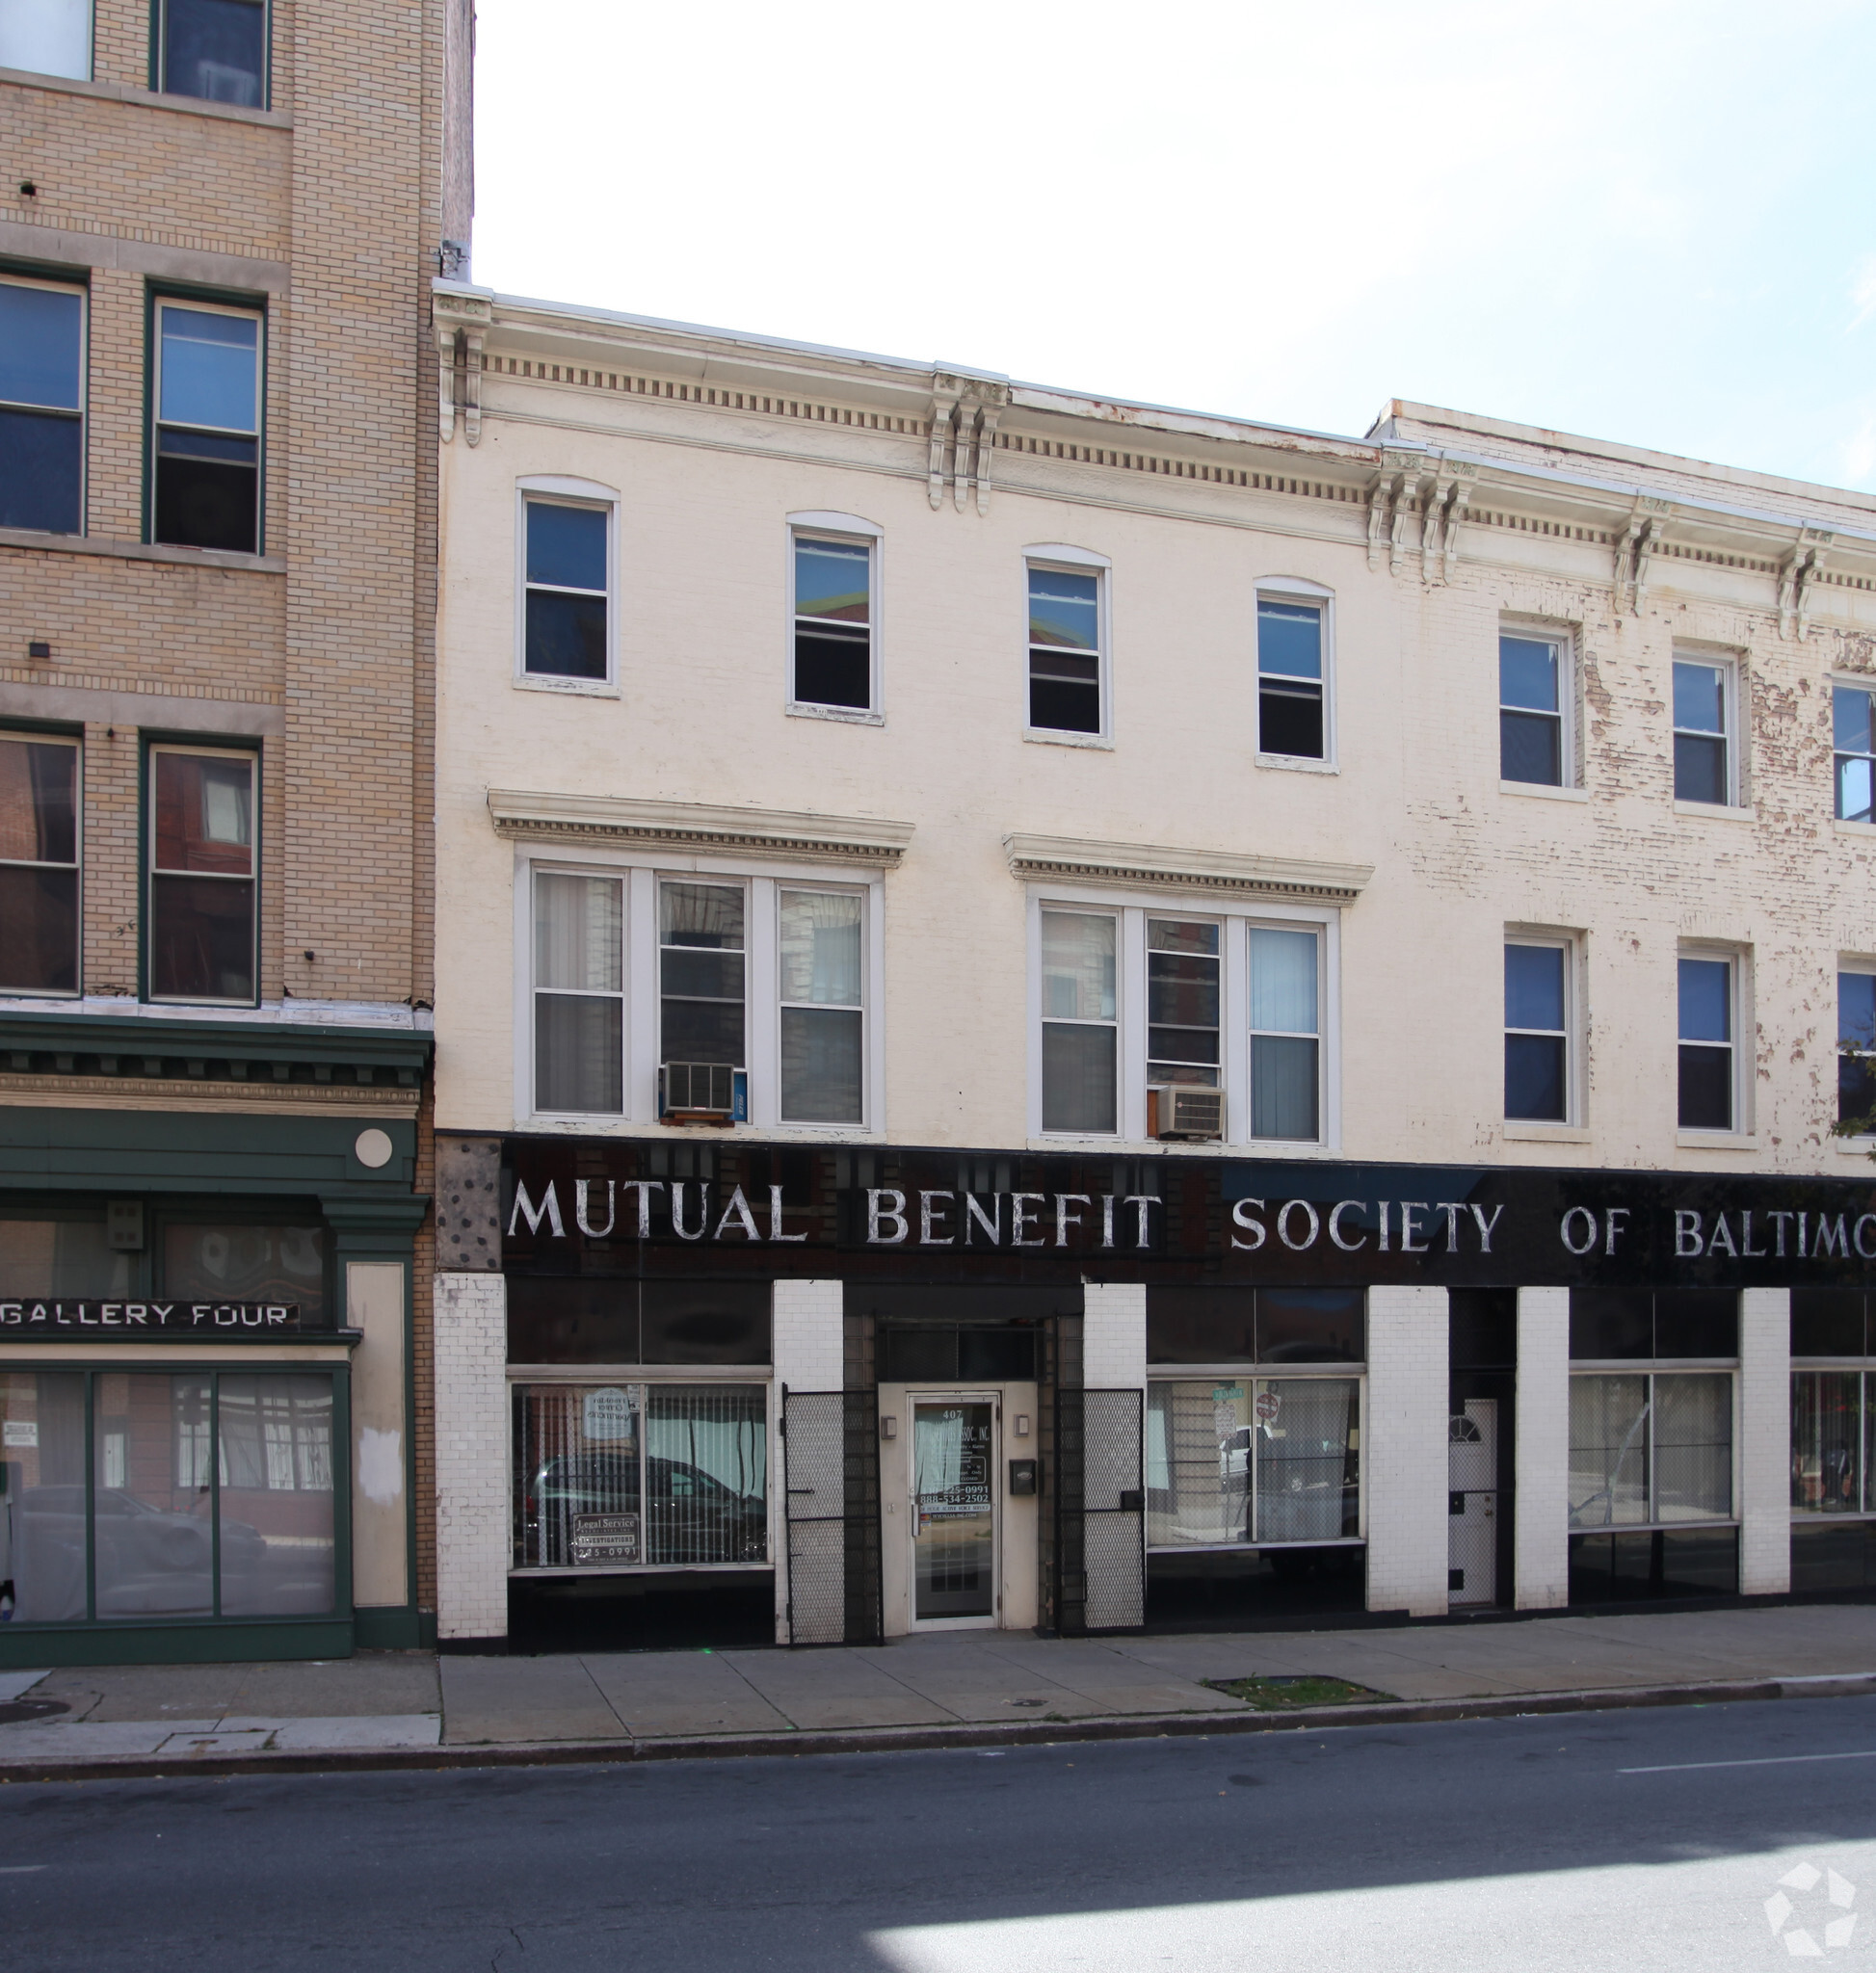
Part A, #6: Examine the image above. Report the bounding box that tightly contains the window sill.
[1503,1121,1590,1143]
[0,528,283,573]
[1675,1130,1758,1150]
[1026,1135,1334,1157]
[1500,779,1588,803]
[1024,727,1114,750]
[1833,818,1876,840]
[786,701,884,727]
[1834,1138,1876,1156]
[1255,752,1338,776]
[1673,799,1753,823]
[524,1113,885,1144]
[514,673,621,699]
[0,64,290,126]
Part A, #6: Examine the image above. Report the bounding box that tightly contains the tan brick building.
[0,0,466,1664]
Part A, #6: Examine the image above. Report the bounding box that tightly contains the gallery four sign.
[0,1302,304,1334]
[499,1138,1876,1288]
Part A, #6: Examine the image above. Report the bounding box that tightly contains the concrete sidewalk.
[3,1602,1875,1769]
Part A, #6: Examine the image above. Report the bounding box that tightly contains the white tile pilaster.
[1364,1284,1449,1618]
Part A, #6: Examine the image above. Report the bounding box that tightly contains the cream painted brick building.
[0,0,465,1668]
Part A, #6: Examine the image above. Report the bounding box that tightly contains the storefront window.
[0,1216,130,1298]
[1568,1372,1731,1528]
[1792,1372,1866,1514]
[1146,1378,1359,1548]
[514,1381,768,1570]
[0,1368,334,1625]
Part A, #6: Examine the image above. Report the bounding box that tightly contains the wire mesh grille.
[1083,1387,1142,1508]
[1082,1510,1145,1629]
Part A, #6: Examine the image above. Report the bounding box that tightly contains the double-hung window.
[0,0,91,77]
[147,746,255,1005]
[1255,596,1326,760]
[660,881,745,1116]
[153,300,261,554]
[533,872,623,1114]
[791,534,873,712]
[1027,564,1103,735]
[1839,969,1876,1133]
[1672,656,1734,804]
[0,276,84,536]
[1500,631,1568,786]
[1834,682,1876,824]
[1505,939,1570,1122]
[779,890,862,1123]
[523,499,609,681]
[1147,920,1220,1089]
[1677,953,1735,1131]
[157,0,266,106]
[1249,926,1320,1141]
[0,732,80,996]
[1041,910,1117,1132]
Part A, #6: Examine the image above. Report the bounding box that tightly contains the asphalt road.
[5,1697,1876,1970]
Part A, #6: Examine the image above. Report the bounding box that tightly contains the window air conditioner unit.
[660,1063,748,1122]
[1149,1084,1224,1141]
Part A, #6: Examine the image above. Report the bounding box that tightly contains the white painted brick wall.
[1740,1287,1791,1595]
[1515,1287,1570,1610]
[1365,1285,1449,1618]
[1083,1283,1147,1391]
[772,1279,842,1643]
[434,1271,510,1641]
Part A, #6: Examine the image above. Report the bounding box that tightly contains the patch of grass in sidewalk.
[1203,1673,1387,1711]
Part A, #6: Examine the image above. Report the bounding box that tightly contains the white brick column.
[1082,1282,1147,1393]
[1739,1288,1790,1596]
[434,1270,510,1643]
[1364,1285,1449,1618]
[1515,1286,1570,1610]
[772,1279,844,1644]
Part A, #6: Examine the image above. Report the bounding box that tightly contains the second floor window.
[148,747,255,1005]
[1147,919,1220,1089]
[153,301,260,554]
[1256,599,1326,760]
[1041,909,1116,1132]
[779,890,863,1122]
[533,872,622,1115]
[1505,940,1569,1122]
[1834,683,1875,824]
[0,0,91,77]
[1678,954,1734,1131]
[523,500,608,680]
[159,0,266,106]
[792,537,872,711]
[660,881,744,1112]
[1249,927,1319,1142]
[1840,970,1876,1132]
[0,733,79,996]
[1500,632,1567,786]
[0,276,84,537]
[1672,657,1733,805]
[1027,566,1102,735]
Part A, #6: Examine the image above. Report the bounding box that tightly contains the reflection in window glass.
[163,1223,326,1326]
[534,872,622,1114]
[0,1216,130,1297]
[1835,684,1876,824]
[646,1385,767,1564]
[1,1371,87,1622]
[1505,941,1568,1121]
[217,1375,334,1615]
[523,502,608,679]
[1569,1374,1650,1528]
[92,1372,213,1617]
[1041,910,1116,1133]
[779,890,862,1123]
[1791,1372,1863,1514]
[161,0,265,105]
[1249,927,1319,1141]
[0,279,84,534]
[0,735,80,995]
[0,0,91,78]
[1027,566,1101,734]
[793,537,872,710]
[1839,972,1876,1130]
[1570,1372,1731,1528]
[1672,658,1731,804]
[1147,1379,1359,1549]
[149,750,255,1003]
[1678,955,1732,1131]
[1147,919,1219,1087]
[1652,1374,1731,1522]
[153,304,261,552]
[1257,600,1325,759]
[659,881,745,1092]
[1499,634,1564,785]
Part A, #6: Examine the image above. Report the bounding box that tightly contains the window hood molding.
[1004,831,1372,903]
[487,789,915,867]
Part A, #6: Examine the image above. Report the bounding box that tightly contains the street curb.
[0,1671,1872,1784]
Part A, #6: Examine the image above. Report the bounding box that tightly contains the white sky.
[472,0,1876,491]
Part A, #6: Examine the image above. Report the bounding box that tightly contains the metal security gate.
[1448,1399,1499,1608]
[1081,1387,1145,1631]
[781,1386,880,1644]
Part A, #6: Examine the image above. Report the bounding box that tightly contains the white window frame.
[145,741,258,1009]
[0,0,93,81]
[1676,942,1751,1139]
[1023,543,1111,748]
[0,727,82,998]
[785,511,883,724]
[526,862,627,1120]
[1671,649,1742,809]
[514,848,885,1136]
[1503,930,1580,1128]
[514,475,620,697]
[1498,619,1576,791]
[1026,884,1341,1149]
[1253,575,1336,773]
[0,272,87,535]
[1836,960,1876,1144]
[1831,676,1876,827]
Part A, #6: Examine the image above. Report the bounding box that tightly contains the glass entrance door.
[911,1400,995,1625]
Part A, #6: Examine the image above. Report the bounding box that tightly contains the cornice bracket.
[1780,528,1834,640]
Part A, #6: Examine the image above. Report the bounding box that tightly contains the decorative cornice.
[1003,833,1373,903]
[487,790,915,867]
[0,1012,431,1092]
